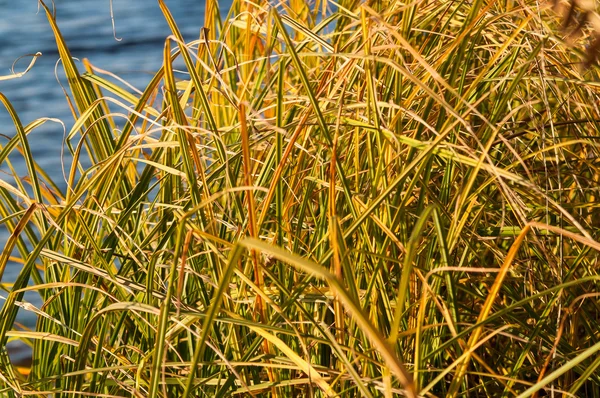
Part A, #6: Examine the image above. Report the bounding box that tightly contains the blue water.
[0,0,228,363]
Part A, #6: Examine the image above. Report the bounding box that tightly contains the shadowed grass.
[1,0,600,396]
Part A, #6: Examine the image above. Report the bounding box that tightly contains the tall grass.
[1,0,600,396]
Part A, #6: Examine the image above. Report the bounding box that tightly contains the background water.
[0,0,226,363]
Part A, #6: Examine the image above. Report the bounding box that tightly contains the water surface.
[0,0,226,363]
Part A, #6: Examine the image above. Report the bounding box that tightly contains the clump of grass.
[1,0,600,396]
[553,0,600,67]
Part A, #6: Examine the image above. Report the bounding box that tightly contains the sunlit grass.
[1,0,600,396]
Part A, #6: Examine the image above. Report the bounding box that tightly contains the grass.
[1,0,600,396]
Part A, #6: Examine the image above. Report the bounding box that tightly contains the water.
[0,0,226,364]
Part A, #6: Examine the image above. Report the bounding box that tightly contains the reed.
[1,0,600,396]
